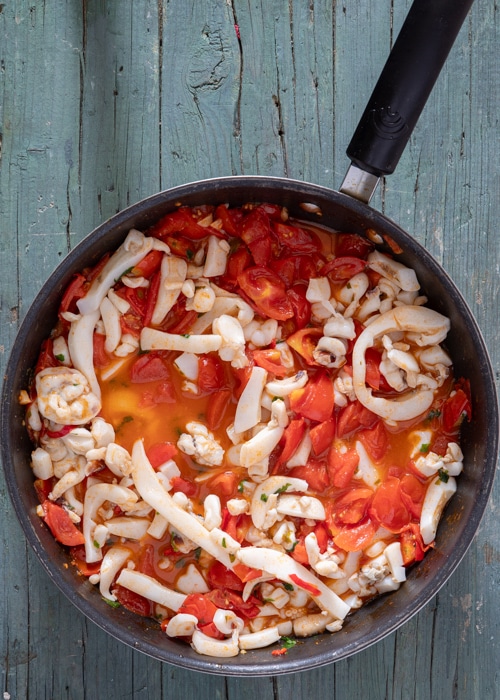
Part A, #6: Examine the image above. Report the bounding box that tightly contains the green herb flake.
[274,483,292,495]
[260,493,269,503]
[238,480,246,493]
[426,409,442,421]
[182,333,191,339]
[222,537,227,548]
[103,598,121,609]
[55,353,65,362]
[282,581,294,591]
[281,635,297,650]
[420,443,430,454]
[194,547,202,561]
[93,540,101,549]
[437,468,450,483]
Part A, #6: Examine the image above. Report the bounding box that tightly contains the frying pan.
[1,0,498,676]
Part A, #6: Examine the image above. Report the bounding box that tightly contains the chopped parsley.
[116,415,133,431]
[103,598,121,609]
[438,468,450,483]
[274,483,292,495]
[55,353,65,362]
[420,443,430,454]
[238,479,247,493]
[260,493,269,502]
[426,409,442,422]
[282,581,294,591]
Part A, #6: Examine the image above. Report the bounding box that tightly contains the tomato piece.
[320,256,367,281]
[42,501,85,546]
[146,442,178,468]
[198,354,226,394]
[137,543,156,578]
[272,222,321,253]
[130,353,170,383]
[310,418,336,456]
[314,521,330,552]
[327,446,359,489]
[333,488,373,526]
[288,284,311,330]
[170,476,198,498]
[400,523,430,566]
[276,418,307,466]
[34,478,53,504]
[34,338,59,375]
[240,208,273,266]
[399,474,427,519]
[369,476,411,533]
[207,471,239,498]
[131,249,164,278]
[237,266,294,321]
[273,255,300,287]
[45,424,74,439]
[337,400,378,438]
[215,203,242,236]
[143,269,161,328]
[289,573,321,597]
[163,307,198,335]
[59,273,87,317]
[442,386,471,433]
[286,328,322,365]
[207,589,261,620]
[225,245,253,283]
[252,348,288,377]
[179,593,223,638]
[120,312,142,338]
[221,510,252,543]
[93,332,111,369]
[111,585,153,616]
[148,207,222,240]
[289,370,334,423]
[335,233,374,259]
[289,460,330,493]
[290,539,309,565]
[232,563,263,583]
[70,545,101,577]
[333,519,377,552]
[139,379,177,407]
[207,562,245,592]
[206,388,232,431]
[357,421,389,461]
[161,234,196,260]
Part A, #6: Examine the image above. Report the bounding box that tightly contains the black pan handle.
[346,0,475,178]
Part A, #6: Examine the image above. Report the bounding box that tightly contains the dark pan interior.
[2,176,497,676]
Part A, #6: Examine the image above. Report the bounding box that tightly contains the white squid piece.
[67,310,102,399]
[36,367,101,425]
[151,255,188,325]
[352,305,450,421]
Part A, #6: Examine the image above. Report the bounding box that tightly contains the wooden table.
[1,1,499,698]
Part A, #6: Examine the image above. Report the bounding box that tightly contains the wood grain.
[1,1,498,697]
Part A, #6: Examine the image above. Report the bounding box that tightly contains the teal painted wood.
[1,0,498,698]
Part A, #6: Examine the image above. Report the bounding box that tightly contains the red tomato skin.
[369,476,411,533]
[207,562,244,592]
[310,418,336,456]
[335,233,374,259]
[289,371,335,423]
[327,446,359,489]
[42,501,85,546]
[198,355,226,394]
[130,353,170,383]
[320,256,367,281]
[357,421,389,462]
[276,418,307,466]
[237,266,294,321]
[337,400,378,438]
[146,442,178,469]
[272,221,321,253]
[240,208,273,266]
[206,389,232,431]
[289,460,330,493]
[286,328,322,365]
[333,519,377,552]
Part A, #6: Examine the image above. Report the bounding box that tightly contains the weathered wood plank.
[0,0,498,698]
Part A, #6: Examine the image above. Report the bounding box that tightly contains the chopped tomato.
[207,589,261,620]
[112,585,153,616]
[400,523,430,566]
[93,332,110,369]
[337,400,378,438]
[289,574,321,597]
[310,418,336,456]
[34,338,59,375]
[252,348,288,377]
[276,418,307,466]
[179,593,223,639]
[333,519,377,552]
[163,307,198,335]
[162,234,196,260]
[207,562,244,592]
[357,421,389,461]
[215,203,242,236]
[289,460,330,493]
[143,269,161,327]
[206,388,232,431]
[237,266,294,321]
[286,328,322,365]
[399,474,427,519]
[70,545,101,577]
[45,424,74,439]
[290,539,309,565]
[272,221,321,253]
[220,510,252,543]
[327,446,359,489]
[240,208,273,266]
[288,284,311,331]
[225,245,253,283]
[120,312,142,338]
[131,249,163,277]
[369,476,411,533]
[232,563,263,583]
[34,478,53,504]
[364,347,387,391]
[146,441,178,468]
[170,476,198,498]
[58,273,87,316]
[139,380,176,407]
[335,233,374,259]
[207,471,239,498]
[332,488,373,526]
[42,501,85,546]
[148,207,222,241]
[130,353,170,383]
[198,354,226,394]
[314,521,330,552]
[442,384,471,433]
[273,255,300,287]
[137,543,156,578]
[289,370,334,423]
[320,256,367,281]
